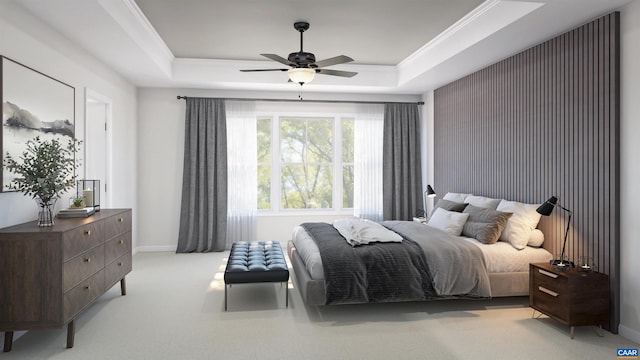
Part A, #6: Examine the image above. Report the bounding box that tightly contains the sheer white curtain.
[226,101,257,248]
[354,104,384,221]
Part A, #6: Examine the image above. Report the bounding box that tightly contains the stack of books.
[58,207,95,218]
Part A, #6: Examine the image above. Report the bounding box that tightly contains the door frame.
[84,88,113,208]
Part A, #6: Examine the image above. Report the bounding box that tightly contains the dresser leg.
[120,278,127,296]
[3,331,13,352]
[66,320,75,348]
[570,326,574,339]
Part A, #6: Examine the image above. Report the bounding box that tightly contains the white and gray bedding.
[298,221,493,304]
[292,222,553,299]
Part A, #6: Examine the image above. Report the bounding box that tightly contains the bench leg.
[224,284,228,311]
[285,282,289,307]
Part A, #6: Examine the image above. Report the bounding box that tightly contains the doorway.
[84,88,112,208]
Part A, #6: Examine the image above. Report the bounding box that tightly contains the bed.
[288,197,553,306]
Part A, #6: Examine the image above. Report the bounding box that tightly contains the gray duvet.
[300,221,491,305]
[384,221,491,298]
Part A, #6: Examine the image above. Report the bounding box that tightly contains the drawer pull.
[84,285,91,291]
[538,269,558,279]
[117,262,123,266]
[538,286,559,297]
[118,239,124,244]
[84,258,91,263]
[118,218,124,222]
[84,230,91,236]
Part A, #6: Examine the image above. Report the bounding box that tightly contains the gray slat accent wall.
[434,12,620,332]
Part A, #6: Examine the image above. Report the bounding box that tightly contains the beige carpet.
[2,251,637,360]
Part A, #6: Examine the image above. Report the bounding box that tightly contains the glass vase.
[36,197,57,227]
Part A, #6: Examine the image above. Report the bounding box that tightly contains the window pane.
[280,117,333,163]
[305,118,333,163]
[280,118,305,163]
[257,117,271,163]
[342,164,354,208]
[257,165,271,210]
[281,164,333,209]
[342,118,354,163]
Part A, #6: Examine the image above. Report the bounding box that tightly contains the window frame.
[256,111,355,215]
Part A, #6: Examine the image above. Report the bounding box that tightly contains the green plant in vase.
[4,136,81,226]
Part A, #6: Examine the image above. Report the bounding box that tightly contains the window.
[257,115,354,212]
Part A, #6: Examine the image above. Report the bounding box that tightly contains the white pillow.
[496,200,542,250]
[426,208,470,236]
[332,219,402,246]
[442,192,472,203]
[465,195,501,209]
[527,229,545,247]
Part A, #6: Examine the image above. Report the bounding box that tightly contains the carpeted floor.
[2,250,637,360]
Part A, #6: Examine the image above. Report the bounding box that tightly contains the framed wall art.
[1,56,75,192]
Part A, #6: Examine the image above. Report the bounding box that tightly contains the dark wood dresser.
[529,262,609,338]
[0,208,132,351]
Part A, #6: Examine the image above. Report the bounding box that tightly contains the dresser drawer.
[63,222,104,261]
[63,245,105,292]
[64,270,105,320]
[103,211,132,241]
[105,253,132,289]
[105,232,131,265]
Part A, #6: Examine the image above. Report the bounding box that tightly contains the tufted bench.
[224,241,289,311]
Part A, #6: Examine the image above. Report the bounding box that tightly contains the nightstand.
[529,262,609,339]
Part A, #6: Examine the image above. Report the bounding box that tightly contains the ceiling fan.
[240,21,357,85]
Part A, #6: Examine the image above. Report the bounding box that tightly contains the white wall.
[136,87,419,251]
[618,0,640,343]
[0,2,138,243]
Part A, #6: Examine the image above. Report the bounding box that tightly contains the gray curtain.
[382,103,423,220]
[176,98,227,252]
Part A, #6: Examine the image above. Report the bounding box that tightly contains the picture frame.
[1,55,76,192]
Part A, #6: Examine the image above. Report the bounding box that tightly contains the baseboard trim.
[619,324,640,343]
[135,245,176,252]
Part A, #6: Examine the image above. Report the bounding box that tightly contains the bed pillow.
[527,229,545,247]
[332,218,402,246]
[465,195,501,210]
[427,208,469,236]
[442,192,472,203]
[433,199,468,213]
[496,200,542,250]
[461,205,513,244]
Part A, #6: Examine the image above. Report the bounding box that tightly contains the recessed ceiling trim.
[99,0,174,77]
[397,0,544,85]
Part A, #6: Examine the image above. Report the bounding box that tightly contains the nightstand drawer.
[531,284,569,320]
[531,267,568,293]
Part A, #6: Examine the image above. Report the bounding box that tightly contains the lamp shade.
[426,185,436,198]
[288,68,316,84]
[536,196,558,216]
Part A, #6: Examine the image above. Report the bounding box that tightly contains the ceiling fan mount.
[240,21,357,84]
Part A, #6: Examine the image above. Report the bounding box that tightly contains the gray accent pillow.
[433,199,468,213]
[462,205,513,244]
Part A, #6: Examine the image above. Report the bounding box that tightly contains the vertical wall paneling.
[433,13,620,332]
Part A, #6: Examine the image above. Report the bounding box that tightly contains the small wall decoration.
[1,56,75,192]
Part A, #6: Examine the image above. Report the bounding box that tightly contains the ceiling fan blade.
[261,54,293,66]
[314,55,354,68]
[315,69,357,78]
[240,69,289,72]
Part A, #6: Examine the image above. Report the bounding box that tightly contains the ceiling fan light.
[288,68,316,84]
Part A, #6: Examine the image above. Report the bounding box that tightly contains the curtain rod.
[176,96,424,106]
